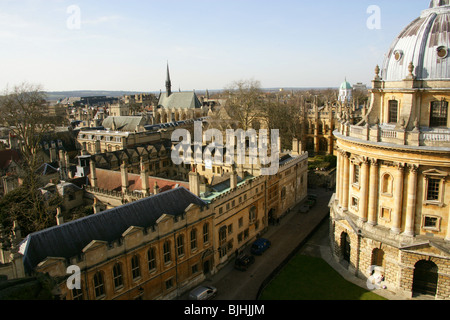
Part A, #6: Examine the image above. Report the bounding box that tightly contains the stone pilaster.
[391,163,405,234]
[367,158,379,226]
[404,165,418,237]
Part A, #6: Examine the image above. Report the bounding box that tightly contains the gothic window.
[113,263,124,289]
[131,255,141,280]
[430,100,448,127]
[176,235,185,257]
[249,206,257,223]
[203,223,210,244]
[219,226,227,246]
[147,247,157,272]
[163,241,172,264]
[93,271,105,299]
[388,100,398,124]
[190,229,197,251]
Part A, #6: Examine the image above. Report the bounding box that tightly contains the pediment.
[422,169,448,178]
[156,213,174,224]
[122,226,144,237]
[82,240,108,253]
[400,241,450,258]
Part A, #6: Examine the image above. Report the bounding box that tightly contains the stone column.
[342,152,350,210]
[367,159,379,226]
[359,158,370,223]
[336,150,341,204]
[339,150,346,206]
[404,165,418,237]
[391,163,405,234]
[446,204,450,242]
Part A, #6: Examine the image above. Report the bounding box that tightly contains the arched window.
[203,223,210,244]
[147,247,157,272]
[163,241,171,264]
[131,255,141,280]
[177,235,185,256]
[113,263,123,289]
[93,271,105,299]
[249,206,258,223]
[190,229,197,251]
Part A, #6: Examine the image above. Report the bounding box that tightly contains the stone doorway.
[340,232,351,264]
[412,260,438,297]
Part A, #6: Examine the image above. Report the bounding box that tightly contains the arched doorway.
[371,248,385,267]
[412,260,438,297]
[340,232,351,263]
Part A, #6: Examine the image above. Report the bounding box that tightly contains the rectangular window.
[424,216,438,229]
[427,178,440,201]
[430,101,448,127]
[353,165,360,185]
[427,178,441,202]
[388,100,398,124]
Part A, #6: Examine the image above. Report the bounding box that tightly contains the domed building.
[330,1,450,299]
[338,79,353,103]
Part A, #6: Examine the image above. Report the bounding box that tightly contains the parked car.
[234,254,255,271]
[188,286,217,300]
[251,238,272,256]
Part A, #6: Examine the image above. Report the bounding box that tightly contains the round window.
[437,46,448,59]
[394,50,403,61]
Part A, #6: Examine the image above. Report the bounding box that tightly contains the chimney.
[153,181,160,195]
[90,160,97,188]
[121,161,129,193]
[140,158,149,196]
[189,166,200,197]
[93,198,101,214]
[292,138,299,155]
[56,208,64,226]
[230,165,238,190]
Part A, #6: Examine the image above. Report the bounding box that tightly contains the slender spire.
[166,62,172,97]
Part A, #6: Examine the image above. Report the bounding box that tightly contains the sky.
[0,0,428,92]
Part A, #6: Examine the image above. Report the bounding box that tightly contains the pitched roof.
[19,187,206,274]
[158,92,202,110]
[0,149,20,170]
[102,116,146,132]
[89,168,189,193]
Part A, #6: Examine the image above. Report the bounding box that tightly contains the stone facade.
[330,3,450,300]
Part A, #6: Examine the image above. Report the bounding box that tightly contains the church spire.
[166,62,172,97]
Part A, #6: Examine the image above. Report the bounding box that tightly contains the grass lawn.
[259,254,387,300]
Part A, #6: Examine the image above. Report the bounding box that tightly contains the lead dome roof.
[381,1,450,81]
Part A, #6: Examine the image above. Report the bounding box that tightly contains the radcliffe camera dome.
[381,1,450,81]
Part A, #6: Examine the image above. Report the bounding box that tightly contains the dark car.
[234,254,255,271]
[251,238,271,256]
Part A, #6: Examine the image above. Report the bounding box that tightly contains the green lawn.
[259,255,387,300]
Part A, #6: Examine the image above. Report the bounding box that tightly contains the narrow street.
[178,188,333,300]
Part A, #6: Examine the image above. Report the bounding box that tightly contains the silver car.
[188,286,217,300]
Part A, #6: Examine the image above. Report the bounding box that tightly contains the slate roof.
[102,116,147,132]
[19,187,206,274]
[158,92,202,110]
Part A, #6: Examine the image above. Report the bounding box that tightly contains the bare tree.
[0,83,61,233]
[222,79,264,131]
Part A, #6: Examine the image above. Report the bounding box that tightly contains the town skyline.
[0,0,426,92]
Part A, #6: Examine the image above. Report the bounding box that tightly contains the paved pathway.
[179,188,333,300]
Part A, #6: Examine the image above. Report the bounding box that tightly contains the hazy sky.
[0,0,428,92]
